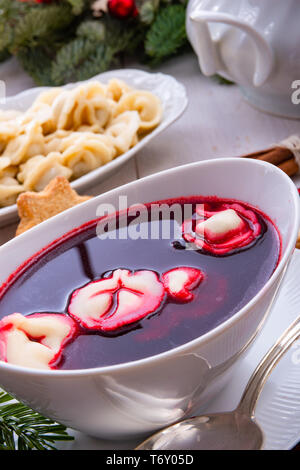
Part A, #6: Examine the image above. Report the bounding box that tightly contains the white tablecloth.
[0,52,299,244]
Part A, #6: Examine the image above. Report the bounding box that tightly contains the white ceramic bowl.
[0,158,298,439]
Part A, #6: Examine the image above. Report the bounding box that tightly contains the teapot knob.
[189,11,274,87]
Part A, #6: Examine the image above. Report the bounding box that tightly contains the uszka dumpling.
[21,102,55,135]
[68,269,165,331]
[74,82,116,128]
[60,133,116,179]
[44,130,73,153]
[50,87,84,130]
[27,89,62,134]
[0,120,22,154]
[0,109,22,122]
[0,160,19,182]
[18,152,72,192]
[0,156,23,206]
[2,120,45,165]
[105,111,140,154]
[31,87,63,107]
[0,176,24,207]
[0,111,23,153]
[0,313,77,370]
[116,90,162,132]
[76,123,102,133]
[84,81,107,99]
[106,78,132,102]
[51,84,114,131]
[0,156,13,175]
[73,94,114,130]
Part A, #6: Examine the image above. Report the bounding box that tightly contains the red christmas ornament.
[108,0,138,18]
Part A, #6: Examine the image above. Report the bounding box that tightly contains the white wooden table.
[1,51,299,244]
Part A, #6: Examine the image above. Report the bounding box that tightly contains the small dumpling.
[84,81,107,100]
[76,123,102,133]
[0,165,18,180]
[73,95,114,130]
[0,176,24,207]
[0,109,23,122]
[105,111,140,154]
[0,313,77,370]
[106,79,132,102]
[44,130,73,153]
[0,156,12,173]
[61,133,116,179]
[21,102,55,135]
[0,121,21,138]
[51,84,115,131]
[51,86,85,130]
[18,152,72,192]
[2,120,45,165]
[27,90,62,134]
[81,82,117,125]
[31,87,63,107]
[116,90,162,132]
[0,120,22,153]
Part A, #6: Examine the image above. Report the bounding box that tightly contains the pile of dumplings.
[0,79,163,207]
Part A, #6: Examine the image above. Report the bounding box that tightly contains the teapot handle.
[189,11,274,86]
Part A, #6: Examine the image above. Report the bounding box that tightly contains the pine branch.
[0,390,73,450]
[0,0,231,89]
[0,0,31,53]
[17,46,56,86]
[17,13,139,86]
[64,0,90,15]
[51,37,114,85]
[77,20,106,43]
[137,0,160,25]
[12,4,75,52]
[69,43,115,82]
[145,3,188,64]
[0,23,13,54]
[51,37,95,85]
[104,16,142,54]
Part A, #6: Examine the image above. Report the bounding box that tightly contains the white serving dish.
[0,157,298,439]
[0,68,188,227]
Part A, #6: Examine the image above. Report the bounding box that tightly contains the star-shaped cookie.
[16,176,92,236]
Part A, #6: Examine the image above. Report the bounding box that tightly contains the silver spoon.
[136,315,300,450]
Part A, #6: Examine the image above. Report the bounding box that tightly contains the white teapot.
[186,0,300,118]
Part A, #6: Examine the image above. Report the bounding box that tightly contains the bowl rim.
[0,157,299,378]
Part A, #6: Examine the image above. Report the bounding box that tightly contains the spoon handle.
[237,315,300,417]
